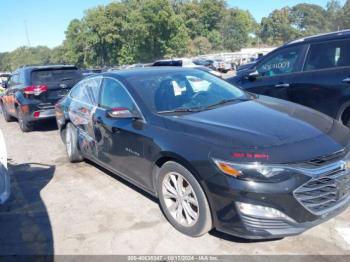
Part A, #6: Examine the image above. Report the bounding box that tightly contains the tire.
[157,161,212,237]
[65,123,83,163]
[0,102,14,122]
[17,107,33,132]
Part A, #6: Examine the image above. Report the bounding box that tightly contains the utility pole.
[24,20,31,47]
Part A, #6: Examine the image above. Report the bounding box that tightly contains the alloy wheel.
[162,172,199,227]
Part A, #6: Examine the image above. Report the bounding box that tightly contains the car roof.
[286,29,350,46]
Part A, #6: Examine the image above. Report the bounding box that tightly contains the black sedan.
[55,67,350,239]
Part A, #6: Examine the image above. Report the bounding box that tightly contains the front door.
[238,44,306,101]
[93,77,152,188]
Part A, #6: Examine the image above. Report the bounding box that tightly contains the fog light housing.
[236,202,296,223]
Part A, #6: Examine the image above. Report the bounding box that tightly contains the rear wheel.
[157,161,212,237]
[0,102,14,122]
[17,107,33,132]
[65,123,83,163]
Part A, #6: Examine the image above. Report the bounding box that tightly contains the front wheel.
[157,161,212,237]
[65,123,83,163]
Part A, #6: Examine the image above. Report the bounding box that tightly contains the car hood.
[165,96,350,163]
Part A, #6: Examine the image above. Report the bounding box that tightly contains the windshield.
[127,69,246,113]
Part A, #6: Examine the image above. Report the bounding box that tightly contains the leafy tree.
[188,36,212,56]
[342,0,350,29]
[1,0,350,71]
[290,4,328,35]
[221,8,256,51]
[260,8,300,45]
[327,0,343,31]
[199,0,226,33]
[206,30,223,51]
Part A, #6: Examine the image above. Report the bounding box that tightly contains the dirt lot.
[0,109,350,255]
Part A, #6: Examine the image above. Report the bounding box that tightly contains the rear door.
[68,77,102,158]
[288,38,350,118]
[237,45,305,101]
[31,67,83,106]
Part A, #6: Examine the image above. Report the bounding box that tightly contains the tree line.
[1,0,350,71]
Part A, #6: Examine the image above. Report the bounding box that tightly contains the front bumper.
[203,161,350,239]
[0,163,10,204]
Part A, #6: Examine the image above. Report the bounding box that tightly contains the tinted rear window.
[31,68,82,86]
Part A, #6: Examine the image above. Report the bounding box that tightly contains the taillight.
[23,85,48,96]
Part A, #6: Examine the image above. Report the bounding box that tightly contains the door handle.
[275,83,290,88]
[342,77,350,84]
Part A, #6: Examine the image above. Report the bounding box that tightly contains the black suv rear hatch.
[31,67,82,105]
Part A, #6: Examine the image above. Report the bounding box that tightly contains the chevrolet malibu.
[55,68,350,239]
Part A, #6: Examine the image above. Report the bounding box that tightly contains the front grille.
[307,149,346,166]
[294,161,350,215]
[241,214,292,230]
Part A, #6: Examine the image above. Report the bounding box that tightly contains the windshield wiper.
[157,107,201,114]
[204,97,249,110]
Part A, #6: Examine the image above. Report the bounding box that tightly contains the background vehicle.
[212,59,232,73]
[82,69,103,77]
[0,73,11,94]
[195,66,222,78]
[0,129,10,205]
[228,30,350,126]
[152,59,221,77]
[152,58,197,67]
[193,59,215,70]
[0,65,83,132]
[56,67,350,240]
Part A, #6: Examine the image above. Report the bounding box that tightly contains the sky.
[0,0,346,52]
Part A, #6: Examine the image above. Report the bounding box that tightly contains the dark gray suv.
[0,65,83,132]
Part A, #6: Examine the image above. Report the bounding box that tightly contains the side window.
[87,77,102,104]
[70,78,101,105]
[8,74,19,87]
[256,46,303,77]
[304,39,350,71]
[19,71,25,84]
[100,78,135,111]
[70,82,82,99]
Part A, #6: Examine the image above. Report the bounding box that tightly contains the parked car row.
[0,30,350,241]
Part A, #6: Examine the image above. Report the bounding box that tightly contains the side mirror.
[107,107,136,119]
[247,70,260,80]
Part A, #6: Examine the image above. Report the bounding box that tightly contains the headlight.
[213,158,289,179]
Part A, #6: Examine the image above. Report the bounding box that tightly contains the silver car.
[0,129,10,204]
